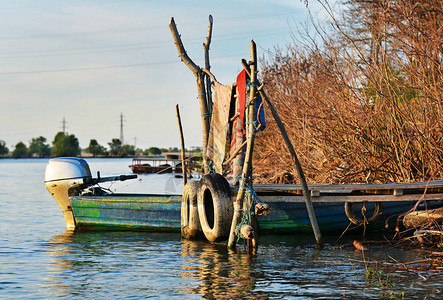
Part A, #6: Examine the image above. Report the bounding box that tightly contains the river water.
[1,158,442,299]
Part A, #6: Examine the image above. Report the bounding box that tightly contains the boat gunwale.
[252,180,443,192]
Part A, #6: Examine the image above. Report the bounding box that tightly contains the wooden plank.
[311,190,320,197]
[394,189,403,196]
[259,193,443,203]
[252,181,443,193]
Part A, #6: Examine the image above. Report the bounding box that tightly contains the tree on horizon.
[51,132,81,157]
[108,138,122,157]
[29,136,50,158]
[0,140,8,156]
[86,139,106,157]
[12,142,28,158]
[145,147,161,155]
[118,144,135,157]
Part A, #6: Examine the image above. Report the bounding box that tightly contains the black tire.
[181,180,203,239]
[344,202,383,225]
[197,173,233,242]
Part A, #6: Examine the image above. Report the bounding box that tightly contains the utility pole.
[119,113,125,144]
[60,117,68,134]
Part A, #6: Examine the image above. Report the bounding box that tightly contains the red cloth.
[236,69,247,133]
[229,70,247,182]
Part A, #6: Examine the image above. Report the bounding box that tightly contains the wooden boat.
[69,193,443,233]
[45,157,443,235]
[129,158,183,174]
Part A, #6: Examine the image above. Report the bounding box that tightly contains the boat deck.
[235,181,443,203]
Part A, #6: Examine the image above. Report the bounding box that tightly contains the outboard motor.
[44,157,136,230]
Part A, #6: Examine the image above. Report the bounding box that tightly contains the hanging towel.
[206,82,234,174]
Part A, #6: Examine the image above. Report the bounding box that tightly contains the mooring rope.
[234,178,269,241]
[235,194,254,242]
[239,178,266,205]
[203,160,215,174]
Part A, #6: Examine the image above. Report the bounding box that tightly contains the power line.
[0,10,302,41]
[0,43,171,59]
[0,61,176,75]
[0,50,256,75]
[0,28,291,59]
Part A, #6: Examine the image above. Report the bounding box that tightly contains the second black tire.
[197,173,233,242]
[181,180,203,239]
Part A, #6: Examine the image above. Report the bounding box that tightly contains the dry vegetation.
[254,0,443,184]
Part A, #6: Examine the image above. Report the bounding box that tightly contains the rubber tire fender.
[197,173,233,242]
[181,180,203,239]
[344,201,383,225]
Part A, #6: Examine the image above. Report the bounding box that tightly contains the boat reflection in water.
[44,231,262,298]
[43,231,443,298]
[180,240,258,298]
[44,231,76,298]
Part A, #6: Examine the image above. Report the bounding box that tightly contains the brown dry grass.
[254,0,443,184]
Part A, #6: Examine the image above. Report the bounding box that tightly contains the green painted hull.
[71,194,443,233]
[71,195,182,231]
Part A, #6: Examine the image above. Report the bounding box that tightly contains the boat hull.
[71,195,182,231]
[70,194,443,233]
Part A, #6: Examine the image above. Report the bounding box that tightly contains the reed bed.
[254,0,443,184]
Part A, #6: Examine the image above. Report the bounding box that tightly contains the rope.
[234,179,267,241]
[235,193,254,242]
[362,203,367,236]
[246,121,260,133]
[246,79,258,87]
[204,160,215,173]
[239,179,266,205]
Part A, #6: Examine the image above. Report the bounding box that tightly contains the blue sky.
[0,0,328,150]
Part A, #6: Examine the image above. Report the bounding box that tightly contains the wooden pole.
[169,17,211,174]
[203,15,213,115]
[228,40,259,249]
[176,104,187,186]
[241,60,324,249]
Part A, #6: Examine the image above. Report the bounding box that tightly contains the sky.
[0,0,329,150]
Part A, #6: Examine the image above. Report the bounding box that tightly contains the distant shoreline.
[0,152,199,159]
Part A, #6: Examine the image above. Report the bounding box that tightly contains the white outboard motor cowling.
[45,157,92,183]
[44,157,93,230]
[44,157,137,230]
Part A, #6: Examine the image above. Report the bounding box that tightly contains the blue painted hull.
[70,194,443,233]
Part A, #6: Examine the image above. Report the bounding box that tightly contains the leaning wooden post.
[176,104,187,186]
[241,60,323,249]
[228,40,259,249]
[169,17,211,173]
[203,15,213,115]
